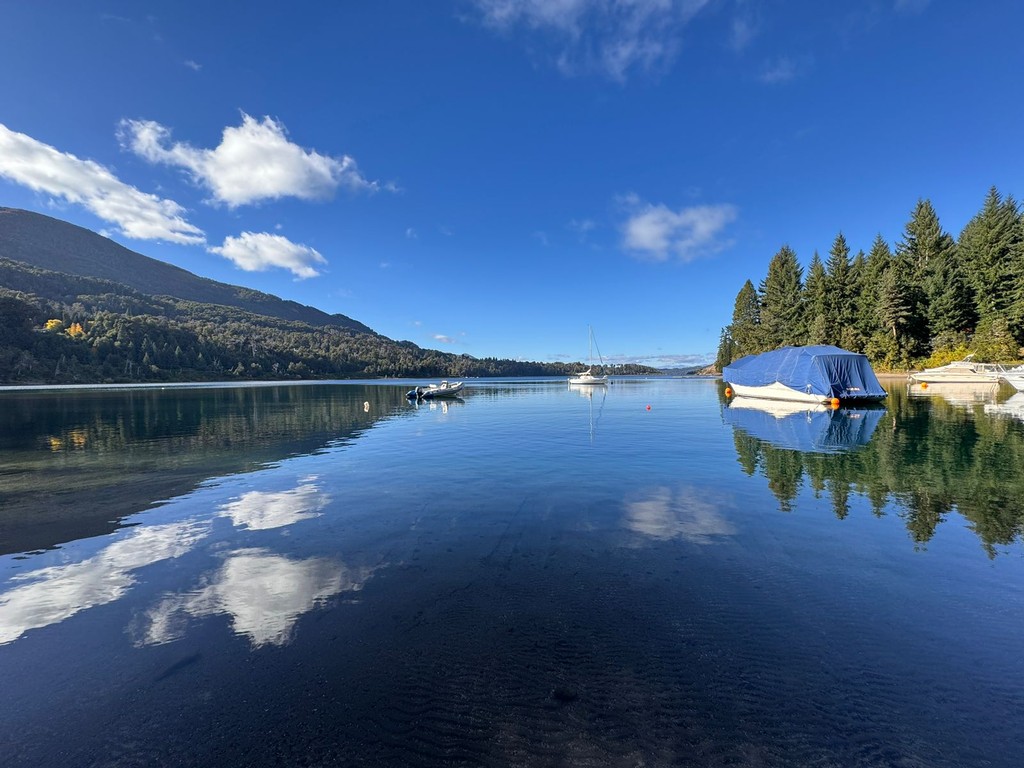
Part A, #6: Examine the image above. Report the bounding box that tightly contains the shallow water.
[1,377,1022,766]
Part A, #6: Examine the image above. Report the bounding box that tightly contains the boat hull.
[727,381,880,404]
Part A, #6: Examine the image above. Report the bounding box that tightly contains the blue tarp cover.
[722,345,887,400]
[723,402,885,453]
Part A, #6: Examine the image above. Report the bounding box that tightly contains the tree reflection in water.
[723,384,1024,556]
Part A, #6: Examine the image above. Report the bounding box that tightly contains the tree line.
[0,260,659,383]
[715,187,1024,371]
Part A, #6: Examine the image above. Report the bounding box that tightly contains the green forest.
[715,187,1024,371]
[0,259,657,384]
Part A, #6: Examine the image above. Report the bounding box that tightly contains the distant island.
[0,208,662,385]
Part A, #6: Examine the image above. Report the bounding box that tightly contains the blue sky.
[1,1,1022,368]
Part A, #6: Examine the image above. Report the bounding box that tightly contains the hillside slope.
[0,207,372,333]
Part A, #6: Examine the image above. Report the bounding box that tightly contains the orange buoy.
[724,387,733,397]
[646,404,651,411]
[830,398,841,409]
[920,382,928,389]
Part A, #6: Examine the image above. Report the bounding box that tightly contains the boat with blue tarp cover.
[723,345,887,404]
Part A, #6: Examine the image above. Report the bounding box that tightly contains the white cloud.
[119,113,380,207]
[405,227,418,239]
[469,0,712,81]
[209,231,327,279]
[0,123,205,244]
[434,334,456,344]
[184,59,202,71]
[621,194,737,262]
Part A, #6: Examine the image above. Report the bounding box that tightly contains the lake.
[1,377,1023,767]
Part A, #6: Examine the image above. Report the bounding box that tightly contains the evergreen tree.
[876,256,921,364]
[959,187,1024,343]
[730,280,761,357]
[758,245,804,349]
[857,235,892,343]
[824,233,855,346]
[803,251,828,345]
[715,326,734,371]
[897,198,953,280]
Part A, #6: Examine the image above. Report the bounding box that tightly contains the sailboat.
[568,325,609,385]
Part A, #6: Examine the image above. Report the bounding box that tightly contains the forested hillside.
[716,187,1024,371]
[0,210,658,384]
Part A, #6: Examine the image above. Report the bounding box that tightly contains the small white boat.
[909,354,1005,384]
[407,380,465,399]
[569,325,608,385]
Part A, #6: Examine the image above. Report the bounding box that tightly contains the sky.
[1,1,1022,368]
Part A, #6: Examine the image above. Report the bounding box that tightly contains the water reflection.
[0,383,407,555]
[0,476,348,647]
[724,397,884,454]
[725,385,1024,555]
[0,519,209,645]
[623,486,735,543]
[219,476,329,530]
[985,392,1024,422]
[907,380,1001,404]
[569,382,607,443]
[133,549,372,648]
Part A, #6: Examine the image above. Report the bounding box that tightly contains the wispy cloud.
[620,193,737,262]
[119,113,381,207]
[209,231,327,279]
[405,227,418,239]
[184,59,202,71]
[0,123,204,244]
[434,334,456,344]
[468,0,712,82]
[759,55,799,83]
[729,5,759,51]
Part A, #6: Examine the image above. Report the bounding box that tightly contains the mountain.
[0,207,372,333]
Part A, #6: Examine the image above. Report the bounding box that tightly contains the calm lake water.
[1,377,1023,767]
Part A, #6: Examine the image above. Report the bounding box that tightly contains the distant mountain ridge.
[0,207,373,334]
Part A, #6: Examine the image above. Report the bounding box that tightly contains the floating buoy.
[646,404,651,411]
[724,387,733,397]
[920,382,928,389]
[830,398,841,409]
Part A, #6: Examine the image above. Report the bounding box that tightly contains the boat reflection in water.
[569,381,607,443]
[984,391,1024,422]
[907,380,1001,405]
[723,396,885,454]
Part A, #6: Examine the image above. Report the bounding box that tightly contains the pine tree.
[857,234,893,343]
[758,245,804,349]
[730,280,761,358]
[824,233,855,346]
[803,252,828,345]
[959,187,1024,342]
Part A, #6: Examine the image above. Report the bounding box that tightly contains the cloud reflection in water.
[0,520,209,645]
[218,476,329,530]
[623,487,734,543]
[135,549,374,648]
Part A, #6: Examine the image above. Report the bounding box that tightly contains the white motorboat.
[909,354,1005,383]
[568,326,608,385]
[407,380,465,399]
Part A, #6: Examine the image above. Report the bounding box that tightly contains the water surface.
[1,378,1022,766]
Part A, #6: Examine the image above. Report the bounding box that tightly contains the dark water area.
[1,378,1023,766]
